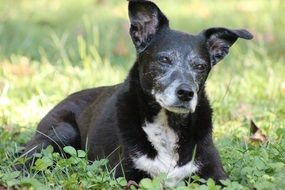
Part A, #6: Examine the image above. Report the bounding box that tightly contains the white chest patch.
[132,110,199,187]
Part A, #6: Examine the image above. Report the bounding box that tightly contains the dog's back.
[21,85,121,167]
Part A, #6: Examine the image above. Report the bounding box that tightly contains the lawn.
[0,0,285,189]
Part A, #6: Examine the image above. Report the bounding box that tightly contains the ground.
[0,0,285,189]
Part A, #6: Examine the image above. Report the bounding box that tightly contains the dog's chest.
[132,110,199,187]
[143,111,179,164]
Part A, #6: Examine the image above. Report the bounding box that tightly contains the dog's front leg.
[116,157,151,184]
[197,143,228,185]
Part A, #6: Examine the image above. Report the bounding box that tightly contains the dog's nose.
[176,84,194,102]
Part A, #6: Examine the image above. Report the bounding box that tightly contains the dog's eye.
[194,64,207,72]
[158,56,171,64]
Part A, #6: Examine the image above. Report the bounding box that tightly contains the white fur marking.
[190,92,198,113]
[132,110,199,187]
[155,80,180,107]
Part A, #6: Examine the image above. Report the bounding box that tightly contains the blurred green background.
[0,0,285,189]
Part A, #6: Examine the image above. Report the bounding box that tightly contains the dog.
[19,0,253,187]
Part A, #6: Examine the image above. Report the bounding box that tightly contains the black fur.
[18,0,253,185]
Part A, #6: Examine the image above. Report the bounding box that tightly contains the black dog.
[20,0,253,187]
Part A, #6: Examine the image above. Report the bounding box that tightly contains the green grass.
[0,0,285,189]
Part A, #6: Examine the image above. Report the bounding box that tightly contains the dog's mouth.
[156,99,197,114]
[162,105,192,114]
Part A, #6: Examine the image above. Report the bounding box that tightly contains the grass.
[0,0,285,189]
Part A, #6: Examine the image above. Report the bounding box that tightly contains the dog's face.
[128,1,253,114]
[138,31,210,114]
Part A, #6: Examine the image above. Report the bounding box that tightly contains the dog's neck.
[125,61,160,121]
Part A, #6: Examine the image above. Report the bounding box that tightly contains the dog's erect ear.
[128,0,169,52]
[202,27,253,65]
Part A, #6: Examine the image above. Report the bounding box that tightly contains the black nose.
[176,84,194,102]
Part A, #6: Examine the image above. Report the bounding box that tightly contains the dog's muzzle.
[154,82,198,114]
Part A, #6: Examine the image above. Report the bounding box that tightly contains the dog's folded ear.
[202,27,253,65]
[128,0,169,53]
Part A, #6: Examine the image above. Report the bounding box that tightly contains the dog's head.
[128,0,253,114]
